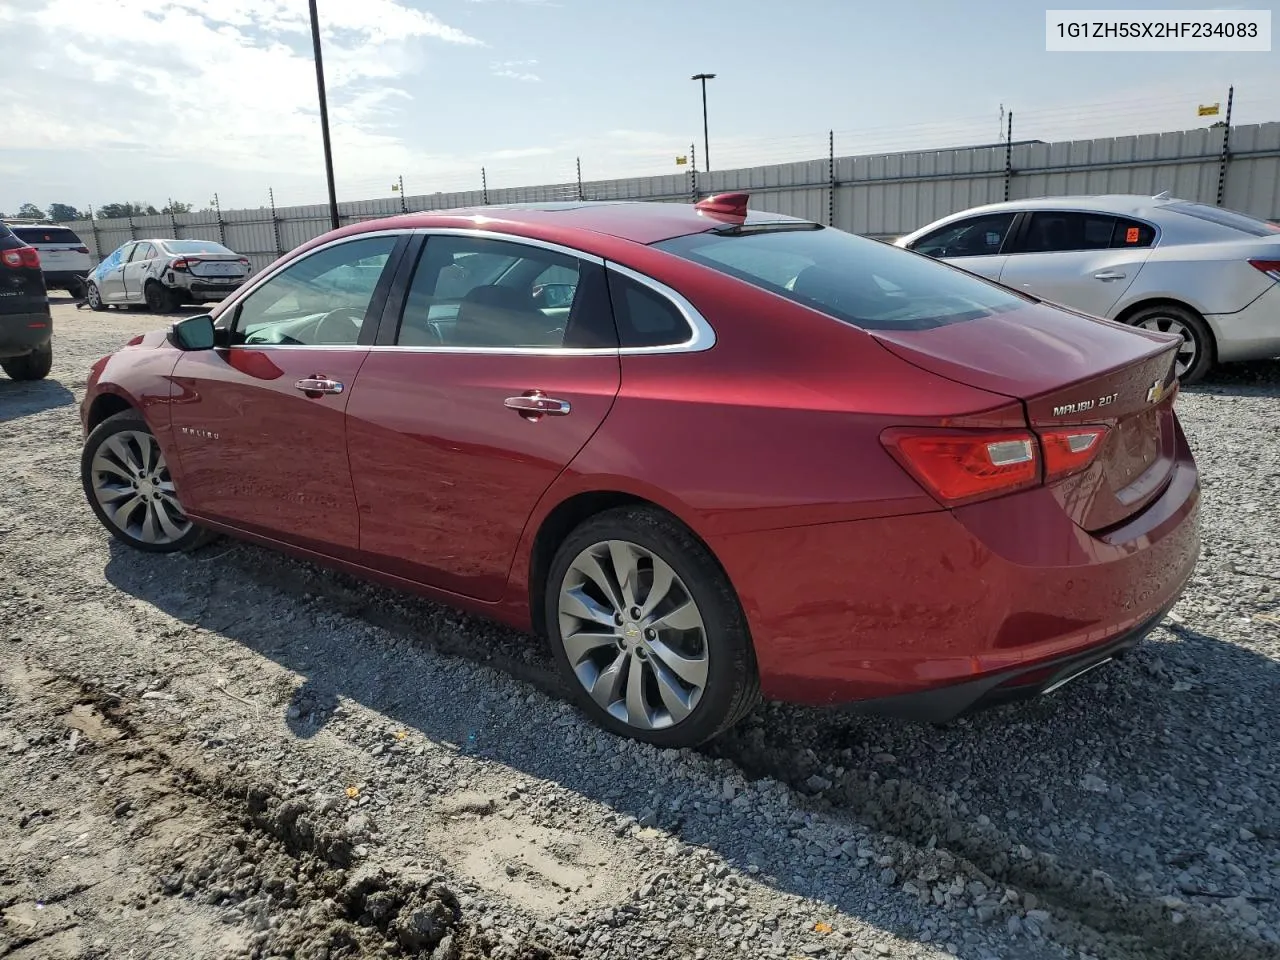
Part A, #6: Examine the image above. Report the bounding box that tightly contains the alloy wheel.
[87,283,101,309]
[89,430,192,545]
[557,539,709,731]
[1136,314,1197,379]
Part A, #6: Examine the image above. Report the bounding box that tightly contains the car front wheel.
[545,506,759,748]
[81,411,211,553]
[86,282,105,311]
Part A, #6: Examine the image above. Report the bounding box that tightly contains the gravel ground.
[2,297,1278,960]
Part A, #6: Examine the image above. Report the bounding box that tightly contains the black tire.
[144,280,176,314]
[544,506,759,748]
[81,410,213,553]
[1125,303,1214,385]
[1,343,52,381]
[86,282,106,312]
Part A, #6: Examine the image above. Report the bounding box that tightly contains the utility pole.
[308,0,340,230]
[691,73,716,173]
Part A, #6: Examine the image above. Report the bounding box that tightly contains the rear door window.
[655,225,1029,332]
[909,213,1016,258]
[1013,212,1117,253]
[1110,218,1156,248]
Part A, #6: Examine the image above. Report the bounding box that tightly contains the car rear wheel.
[81,411,211,553]
[1127,303,1213,384]
[545,506,759,748]
[144,281,176,314]
[0,343,52,381]
[86,282,105,312]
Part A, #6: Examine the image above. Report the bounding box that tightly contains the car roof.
[926,194,1185,221]
[343,200,814,246]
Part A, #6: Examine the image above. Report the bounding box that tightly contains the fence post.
[828,130,835,227]
[398,174,408,213]
[481,167,489,205]
[1216,85,1234,207]
[268,188,283,257]
[167,199,179,239]
[87,205,101,261]
[213,193,226,245]
[127,215,136,240]
[689,143,698,201]
[1003,111,1014,202]
[576,157,583,201]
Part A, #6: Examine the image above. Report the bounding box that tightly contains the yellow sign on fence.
[675,156,688,166]
[1198,103,1220,117]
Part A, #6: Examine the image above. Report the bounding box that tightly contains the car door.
[997,211,1156,318]
[168,232,408,554]
[99,243,134,301]
[120,242,156,302]
[344,232,622,601]
[906,211,1018,282]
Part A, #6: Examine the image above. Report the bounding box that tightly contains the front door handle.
[504,391,571,419]
[295,377,344,396]
[1093,271,1126,281]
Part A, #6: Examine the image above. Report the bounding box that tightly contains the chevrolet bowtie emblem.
[1146,379,1168,404]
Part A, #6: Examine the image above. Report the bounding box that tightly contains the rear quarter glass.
[653,226,1031,331]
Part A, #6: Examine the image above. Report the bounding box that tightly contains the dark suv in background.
[0,223,53,381]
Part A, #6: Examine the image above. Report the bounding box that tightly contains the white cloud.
[491,58,541,82]
[0,0,482,210]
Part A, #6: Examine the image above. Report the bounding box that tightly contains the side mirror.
[170,313,216,351]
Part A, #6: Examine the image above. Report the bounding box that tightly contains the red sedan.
[79,195,1200,747]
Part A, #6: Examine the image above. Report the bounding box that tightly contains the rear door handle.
[295,377,344,395]
[504,391,571,418]
[1093,271,1126,281]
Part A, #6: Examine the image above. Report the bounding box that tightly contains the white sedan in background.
[896,194,1280,383]
[86,238,251,314]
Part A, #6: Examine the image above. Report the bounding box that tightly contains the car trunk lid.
[869,301,1182,532]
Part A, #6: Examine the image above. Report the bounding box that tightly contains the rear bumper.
[710,419,1200,711]
[1206,284,1280,363]
[182,279,245,300]
[42,270,88,288]
[0,311,53,358]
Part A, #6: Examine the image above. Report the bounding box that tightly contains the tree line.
[1,201,196,222]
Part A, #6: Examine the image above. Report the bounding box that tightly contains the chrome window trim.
[214,225,717,357]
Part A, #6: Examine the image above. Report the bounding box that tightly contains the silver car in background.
[86,238,251,313]
[896,194,1280,382]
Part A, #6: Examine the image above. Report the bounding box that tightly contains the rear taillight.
[1,246,40,269]
[74,245,89,254]
[881,429,1040,506]
[237,257,249,267]
[883,424,1114,506]
[171,258,191,271]
[1248,259,1280,282]
[1039,427,1109,481]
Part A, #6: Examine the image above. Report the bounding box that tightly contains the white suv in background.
[3,221,93,298]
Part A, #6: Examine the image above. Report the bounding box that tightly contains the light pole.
[308,0,340,231]
[691,73,715,173]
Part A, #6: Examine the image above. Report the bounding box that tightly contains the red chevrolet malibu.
[79,196,1200,747]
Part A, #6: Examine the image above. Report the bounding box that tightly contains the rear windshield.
[12,226,83,245]
[1163,201,1280,238]
[653,226,1030,331]
[161,240,234,255]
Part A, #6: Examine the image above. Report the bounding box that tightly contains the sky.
[0,0,1276,215]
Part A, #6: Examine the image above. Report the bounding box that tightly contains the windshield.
[162,240,235,255]
[654,226,1030,331]
[12,226,82,245]
[1163,201,1280,238]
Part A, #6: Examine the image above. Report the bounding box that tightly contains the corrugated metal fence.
[66,121,1280,271]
